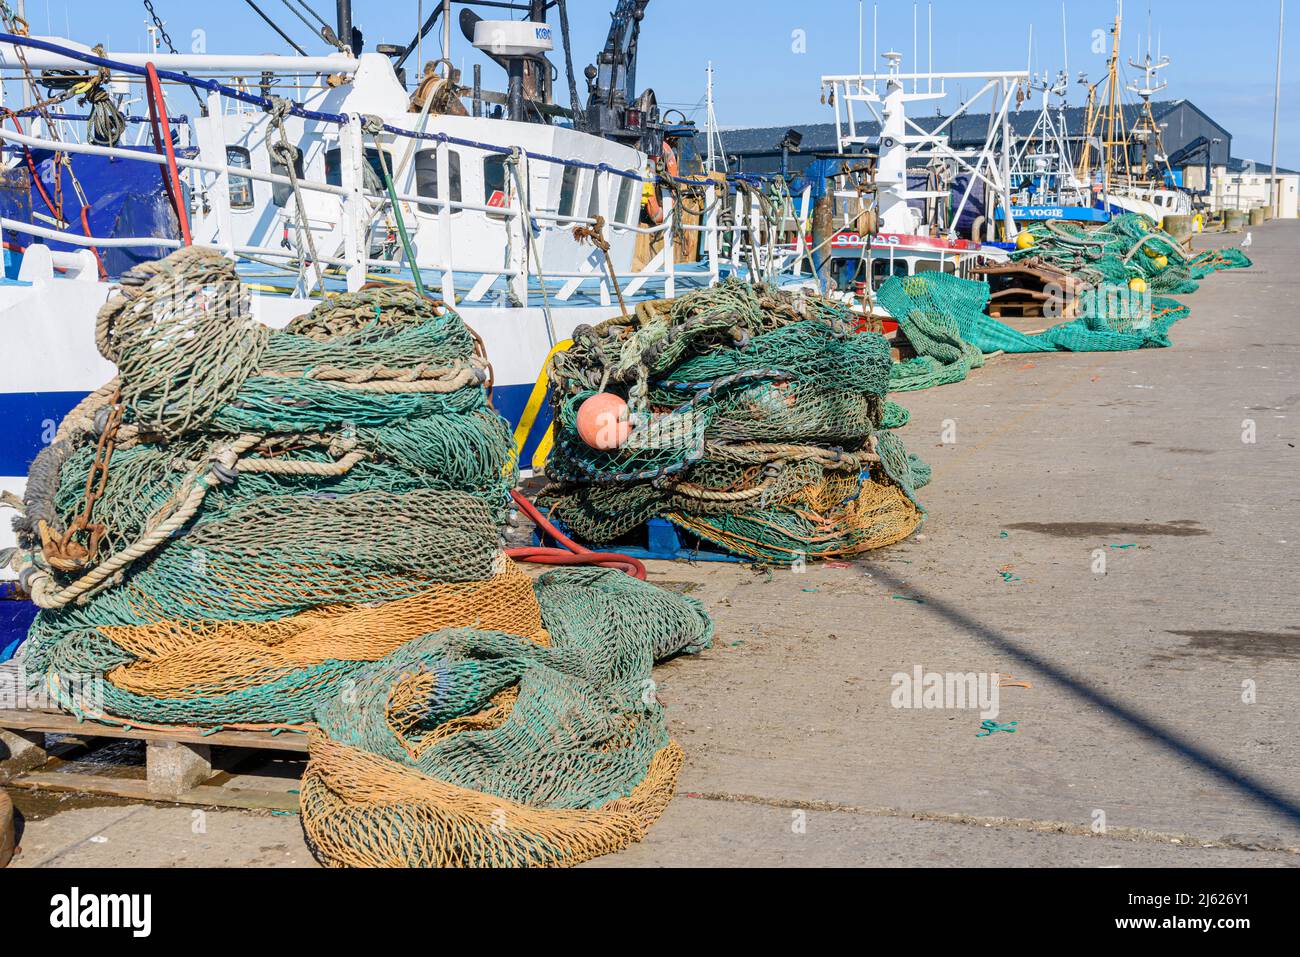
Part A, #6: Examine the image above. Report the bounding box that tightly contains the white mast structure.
[704,61,728,174]
[1010,70,1084,206]
[822,52,1027,239]
[1126,33,1172,182]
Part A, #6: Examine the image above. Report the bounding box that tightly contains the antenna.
[928,2,933,94]
[912,2,918,93]
[858,0,863,79]
[872,3,878,93]
[1062,1,1069,79]
[441,0,451,61]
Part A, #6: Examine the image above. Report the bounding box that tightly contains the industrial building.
[718,99,1297,218]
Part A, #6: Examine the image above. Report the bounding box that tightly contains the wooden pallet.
[971,258,1086,320]
[0,666,308,812]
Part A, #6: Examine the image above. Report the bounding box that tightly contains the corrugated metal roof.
[1227,156,1299,176]
[719,99,1214,158]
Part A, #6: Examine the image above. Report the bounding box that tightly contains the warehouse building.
[718,99,1295,218]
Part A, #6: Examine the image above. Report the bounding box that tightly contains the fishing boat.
[998,70,1108,228]
[1075,2,1192,222]
[0,0,811,577]
[813,50,1019,318]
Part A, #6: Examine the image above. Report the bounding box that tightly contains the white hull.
[1101,187,1192,221]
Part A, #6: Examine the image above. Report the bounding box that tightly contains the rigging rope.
[266,96,324,294]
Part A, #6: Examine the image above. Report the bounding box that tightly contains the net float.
[576,393,632,450]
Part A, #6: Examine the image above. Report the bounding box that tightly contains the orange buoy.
[576,393,632,450]
[643,141,680,225]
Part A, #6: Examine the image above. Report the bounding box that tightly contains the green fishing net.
[539,280,929,563]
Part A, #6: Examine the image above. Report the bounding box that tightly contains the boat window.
[414,148,462,216]
[484,155,509,213]
[323,146,389,194]
[587,172,602,220]
[558,165,580,218]
[870,257,909,287]
[226,146,254,210]
[615,175,638,225]
[269,145,304,208]
[363,148,391,194]
[915,259,956,275]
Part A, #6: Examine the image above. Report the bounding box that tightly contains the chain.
[142,1,206,109]
[0,1,27,35]
[143,0,178,54]
[572,215,629,320]
[40,389,125,572]
[0,4,63,143]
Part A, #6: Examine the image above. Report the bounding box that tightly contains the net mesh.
[880,214,1251,391]
[9,247,714,867]
[1013,213,1251,295]
[538,280,929,564]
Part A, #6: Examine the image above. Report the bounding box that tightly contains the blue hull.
[996,205,1112,223]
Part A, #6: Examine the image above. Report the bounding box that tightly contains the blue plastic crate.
[532,512,741,564]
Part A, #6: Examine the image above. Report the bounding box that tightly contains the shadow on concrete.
[863,562,1300,834]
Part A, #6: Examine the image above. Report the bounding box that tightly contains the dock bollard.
[1249,206,1266,227]
[1162,214,1194,245]
[1223,209,1245,233]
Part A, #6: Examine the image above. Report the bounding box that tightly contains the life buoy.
[643,141,679,225]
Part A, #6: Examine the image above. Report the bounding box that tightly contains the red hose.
[144,62,192,246]
[506,489,647,580]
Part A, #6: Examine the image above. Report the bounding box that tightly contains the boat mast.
[1077,77,1097,185]
[1127,15,1171,186]
[704,62,727,174]
[336,0,353,54]
[1102,3,1124,195]
[441,0,452,62]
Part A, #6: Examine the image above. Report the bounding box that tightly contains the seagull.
[1242,231,1253,248]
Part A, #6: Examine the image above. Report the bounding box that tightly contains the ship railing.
[0,32,809,302]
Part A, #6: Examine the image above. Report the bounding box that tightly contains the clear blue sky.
[17,0,1298,166]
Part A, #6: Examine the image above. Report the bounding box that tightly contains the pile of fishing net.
[882,271,1189,391]
[6,246,713,867]
[1013,213,1252,295]
[537,280,929,565]
[883,214,1253,392]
